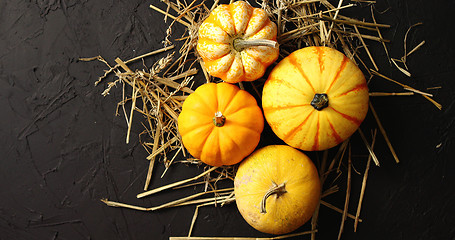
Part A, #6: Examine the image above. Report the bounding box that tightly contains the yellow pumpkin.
[262,46,369,151]
[177,82,264,167]
[197,1,279,83]
[234,145,321,235]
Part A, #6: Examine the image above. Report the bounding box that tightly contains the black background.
[1,0,455,239]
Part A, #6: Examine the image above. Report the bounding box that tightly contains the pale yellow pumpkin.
[234,145,321,235]
[262,46,369,151]
[197,1,279,83]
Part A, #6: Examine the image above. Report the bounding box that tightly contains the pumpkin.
[177,82,264,167]
[197,1,279,83]
[262,46,369,151]
[234,145,321,235]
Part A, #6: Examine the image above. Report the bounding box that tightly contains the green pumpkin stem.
[260,182,287,214]
[213,111,226,127]
[311,93,329,111]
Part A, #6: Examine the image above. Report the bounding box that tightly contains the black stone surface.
[1,0,455,239]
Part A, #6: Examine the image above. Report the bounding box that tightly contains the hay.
[81,0,442,238]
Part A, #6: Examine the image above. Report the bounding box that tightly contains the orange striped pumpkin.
[262,46,369,151]
[197,1,279,83]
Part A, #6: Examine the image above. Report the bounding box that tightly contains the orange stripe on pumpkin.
[330,107,362,126]
[228,4,235,35]
[312,118,320,151]
[316,47,325,73]
[282,110,314,143]
[334,82,368,98]
[288,53,316,93]
[266,77,308,95]
[326,55,349,92]
[328,118,343,144]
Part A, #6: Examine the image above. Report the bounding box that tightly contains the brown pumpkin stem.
[213,111,226,127]
[233,38,278,52]
[260,182,287,214]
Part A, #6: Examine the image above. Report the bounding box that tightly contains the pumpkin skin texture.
[262,46,369,151]
[178,82,264,167]
[234,145,321,235]
[197,1,279,83]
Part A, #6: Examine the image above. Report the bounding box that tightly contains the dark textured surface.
[1,0,455,239]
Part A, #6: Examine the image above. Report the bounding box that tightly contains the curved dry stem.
[233,38,278,52]
[260,182,287,214]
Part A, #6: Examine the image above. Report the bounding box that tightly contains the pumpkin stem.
[311,93,329,110]
[260,182,287,214]
[213,111,226,127]
[233,38,278,52]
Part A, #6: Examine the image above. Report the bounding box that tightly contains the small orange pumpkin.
[234,145,321,235]
[197,1,279,83]
[262,46,369,151]
[177,82,264,167]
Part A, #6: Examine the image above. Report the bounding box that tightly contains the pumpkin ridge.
[227,119,262,135]
[316,47,324,73]
[329,106,362,126]
[263,104,310,115]
[225,104,261,118]
[231,1,252,35]
[226,54,245,82]
[190,88,218,114]
[241,54,248,80]
[325,55,349,93]
[180,122,213,140]
[244,9,269,38]
[311,115,320,151]
[198,38,225,46]
[205,54,236,78]
[331,82,368,98]
[266,77,311,97]
[201,129,221,165]
[213,5,235,36]
[282,110,314,143]
[198,42,231,62]
[228,3,238,36]
[240,5,252,38]
[216,83,239,114]
[181,124,213,159]
[220,87,243,115]
[212,83,220,111]
[327,116,343,144]
[222,124,258,153]
[288,53,316,93]
[216,129,224,165]
[183,106,216,118]
[220,128,243,152]
[242,48,263,65]
[244,44,278,66]
[242,52,268,82]
[217,50,231,62]
[198,22,230,44]
[248,21,277,42]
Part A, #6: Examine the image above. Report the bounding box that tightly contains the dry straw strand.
[354,129,377,231]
